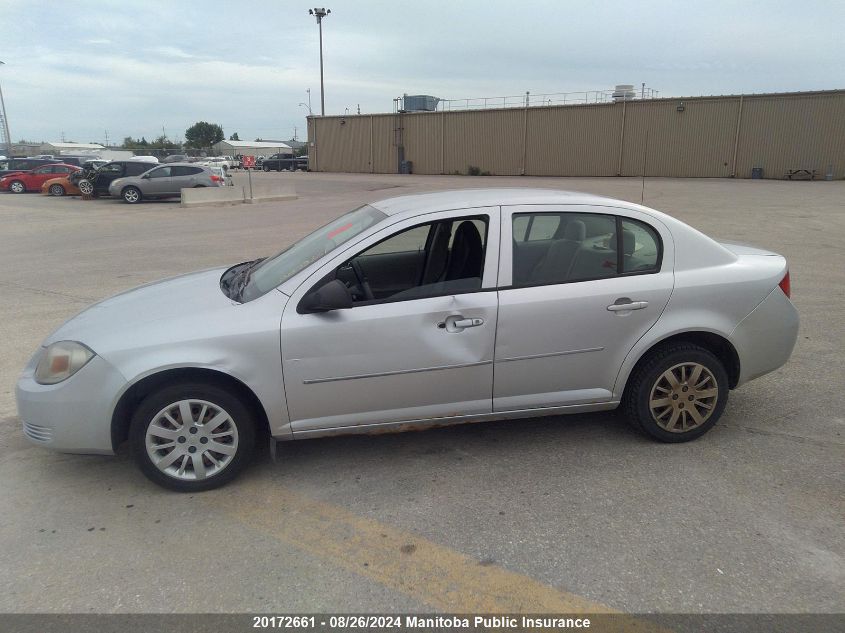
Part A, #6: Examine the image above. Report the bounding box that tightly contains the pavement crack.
[0,281,97,303]
[722,423,844,447]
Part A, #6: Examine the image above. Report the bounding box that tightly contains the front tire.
[263,165,270,172]
[78,179,94,195]
[49,184,66,196]
[122,186,142,204]
[130,382,256,492]
[622,343,728,442]
[9,180,25,193]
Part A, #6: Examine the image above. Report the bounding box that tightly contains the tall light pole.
[308,8,330,116]
[0,61,12,157]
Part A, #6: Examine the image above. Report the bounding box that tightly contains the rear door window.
[512,212,617,286]
[170,166,203,177]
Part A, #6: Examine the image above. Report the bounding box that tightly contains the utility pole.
[104,130,109,147]
[308,8,331,116]
[0,61,12,156]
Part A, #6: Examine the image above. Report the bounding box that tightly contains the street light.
[0,61,12,157]
[308,8,331,116]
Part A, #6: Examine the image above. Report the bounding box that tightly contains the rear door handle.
[438,315,484,332]
[453,318,484,328]
[607,299,649,312]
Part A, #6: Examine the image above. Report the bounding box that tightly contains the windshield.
[239,204,387,302]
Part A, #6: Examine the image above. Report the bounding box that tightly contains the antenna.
[641,126,649,205]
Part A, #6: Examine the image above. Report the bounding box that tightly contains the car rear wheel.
[122,186,142,204]
[130,382,256,492]
[49,184,66,196]
[78,179,94,195]
[9,180,25,193]
[622,343,728,442]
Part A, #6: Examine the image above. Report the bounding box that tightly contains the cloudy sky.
[1,0,842,145]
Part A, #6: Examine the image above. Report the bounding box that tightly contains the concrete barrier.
[181,186,245,208]
[181,186,297,208]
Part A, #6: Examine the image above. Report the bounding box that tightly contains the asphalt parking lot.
[0,172,842,616]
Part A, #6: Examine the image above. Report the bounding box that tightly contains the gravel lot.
[0,172,842,616]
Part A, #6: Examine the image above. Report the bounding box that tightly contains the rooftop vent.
[612,84,636,102]
[402,94,440,112]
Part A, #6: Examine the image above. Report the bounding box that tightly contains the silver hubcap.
[79,180,93,194]
[649,362,718,432]
[125,189,139,202]
[145,399,239,481]
[11,182,23,193]
[50,185,63,195]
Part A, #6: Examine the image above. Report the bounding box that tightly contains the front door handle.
[607,298,649,312]
[438,315,484,332]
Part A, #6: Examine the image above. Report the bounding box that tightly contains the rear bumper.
[731,287,799,386]
[15,354,127,455]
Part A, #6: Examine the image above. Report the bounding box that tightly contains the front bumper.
[16,353,128,455]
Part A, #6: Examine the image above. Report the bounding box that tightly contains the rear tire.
[622,343,728,442]
[130,382,256,492]
[49,184,66,196]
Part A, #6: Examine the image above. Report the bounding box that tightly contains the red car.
[0,163,80,193]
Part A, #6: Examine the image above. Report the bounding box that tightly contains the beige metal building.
[306,89,845,179]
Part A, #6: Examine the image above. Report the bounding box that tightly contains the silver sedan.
[16,189,798,491]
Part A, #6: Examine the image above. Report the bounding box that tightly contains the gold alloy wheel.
[648,362,719,432]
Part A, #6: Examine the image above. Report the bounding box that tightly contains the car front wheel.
[122,186,142,204]
[49,184,66,196]
[130,382,256,492]
[623,343,728,442]
[9,180,25,193]
[78,179,94,195]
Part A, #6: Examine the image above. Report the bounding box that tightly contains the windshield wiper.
[234,258,265,302]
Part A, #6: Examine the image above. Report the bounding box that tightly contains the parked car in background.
[52,155,103,168]
[199,157,233,171]
[1,163,79,193]
[0,157,62,178]
[129,155,159,163]
[208,166,234,186]
[41,174,83,197]
[261,153,299,171]
[162,154,190,164]
[74,160,158,197]
[108,163,226,203]
[82,159,108,171]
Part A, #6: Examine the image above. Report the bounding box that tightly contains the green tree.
[184,121,224,149]
[122,136,135,148]
[229,132,240,141]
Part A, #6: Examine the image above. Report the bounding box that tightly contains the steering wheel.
[350,259,375,301]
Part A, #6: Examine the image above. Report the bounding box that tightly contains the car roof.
[369,188,634,216]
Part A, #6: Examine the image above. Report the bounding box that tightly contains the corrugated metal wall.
[309,90,845,179]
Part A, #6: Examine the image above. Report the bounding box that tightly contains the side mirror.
[299,279,352,314]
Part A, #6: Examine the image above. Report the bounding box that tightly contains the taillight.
[779,270,791,298]
[210,175,222,182]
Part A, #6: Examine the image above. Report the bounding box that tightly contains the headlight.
[34,341,96,385]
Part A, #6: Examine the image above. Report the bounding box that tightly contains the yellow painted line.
[216,482,667,631]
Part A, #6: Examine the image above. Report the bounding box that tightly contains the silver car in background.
[16,189,798,491]
[108,162,225,203]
